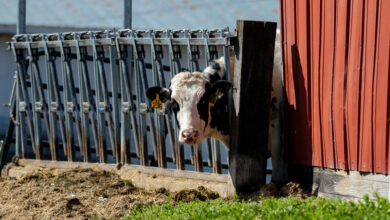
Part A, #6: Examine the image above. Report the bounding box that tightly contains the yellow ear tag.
[209,89,220,104]
[152,93,163,110]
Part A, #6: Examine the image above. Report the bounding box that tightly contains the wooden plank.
[310,0,323,167]
[332,0,349,170]
[284,0,297,107]
[320,0,336,168]
[358,0,378,172]
[228,20,276,193]
[12,159,228,183]
[373,0,390,174]
[291,0,312,165]
[282,0,298,164]
[346,0,364,171]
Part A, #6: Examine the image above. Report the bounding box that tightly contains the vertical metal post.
[150,31,167,168]
[203,29,222,173]
[11,0,26,160]
[130,32,149,166]
[27,38,52,160]
[167,30,184,169]
[75,33,92,162]
[185,30,203,172]
[17,0,26,34]
[124,0,132,29]
[59,37,75,161]
[110,43,121,163]
[76,34,98,160]
[115,35,140,164]
[12,44,36,156]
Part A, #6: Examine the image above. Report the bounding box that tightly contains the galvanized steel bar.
[27,39,52,160]
[150,30,167,168]
[13,47,27,158]
[167,30,184,170]
[75,38,99,160]
[154,33,177,166]
[137,52,159,165]
[59,39,77,161]
[124,0,132,29]
[109,45,121,163]
[29,46,42,159]
[43,36,66,160]
[130,32,149,166]
[91,33,117,162]
[204,30,222,173]
[222,28,231,166]
[130,31,159,166]
[115,35,140,164]
[75,35,92,162]
[12,44,36,156]
[203,30,216,170]
[17,0,26,34]
[185,30,204,172]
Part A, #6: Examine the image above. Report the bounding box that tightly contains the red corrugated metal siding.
[280,0,390,173]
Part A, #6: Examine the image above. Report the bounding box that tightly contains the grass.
[123,195,390,220]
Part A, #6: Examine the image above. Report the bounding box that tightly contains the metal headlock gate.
[2,28,231,174]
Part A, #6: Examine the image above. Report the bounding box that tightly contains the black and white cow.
[146,57,231,146]
[146,30,287,183]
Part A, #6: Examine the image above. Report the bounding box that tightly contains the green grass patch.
[124,195,390,220]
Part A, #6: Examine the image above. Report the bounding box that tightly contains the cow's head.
[146,57,231,145]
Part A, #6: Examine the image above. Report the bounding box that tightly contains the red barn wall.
[279,0,390,173]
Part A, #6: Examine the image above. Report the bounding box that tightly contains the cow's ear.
[146,86,171,103]
[209,80,232,103]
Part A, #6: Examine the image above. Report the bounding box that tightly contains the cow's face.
[146,71,231,145]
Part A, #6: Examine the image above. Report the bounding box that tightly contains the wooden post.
[228,20,277,193]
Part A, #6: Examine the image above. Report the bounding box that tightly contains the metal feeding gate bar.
[4,28,231,174]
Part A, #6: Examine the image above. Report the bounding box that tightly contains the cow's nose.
[181,129,199,144]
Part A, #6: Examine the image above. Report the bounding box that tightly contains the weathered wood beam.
[228,20,277,193]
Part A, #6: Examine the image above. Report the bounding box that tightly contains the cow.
[146,30,287,183]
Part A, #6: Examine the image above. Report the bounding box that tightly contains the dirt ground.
[0,166,221,219]
[238,182,308,201]
[0,164,307,219]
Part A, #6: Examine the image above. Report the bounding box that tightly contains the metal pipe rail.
[5,28,230,174]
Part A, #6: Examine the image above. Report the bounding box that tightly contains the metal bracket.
[66,102,74,113]
[50,102,58,113]
[121,102,131,113]
[34,102,43,112]
[82,102,90,113]
[19,101,26,112]
[139,103,148,115]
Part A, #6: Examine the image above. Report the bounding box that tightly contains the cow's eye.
[171,99,180,113]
